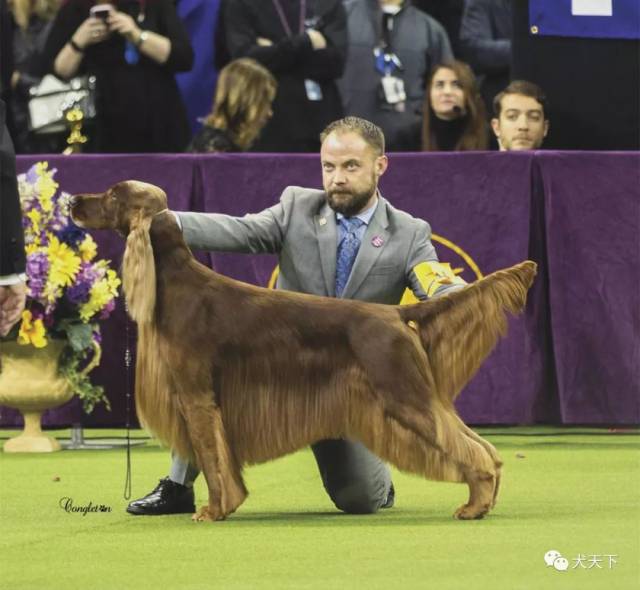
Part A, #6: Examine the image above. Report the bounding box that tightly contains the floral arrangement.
[7,162,121,412]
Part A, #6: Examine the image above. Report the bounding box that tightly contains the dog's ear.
[122,210,156,324]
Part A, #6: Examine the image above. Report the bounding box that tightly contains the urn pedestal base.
[3,411,62,453]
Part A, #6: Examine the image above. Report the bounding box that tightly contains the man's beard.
[326,183,376,217]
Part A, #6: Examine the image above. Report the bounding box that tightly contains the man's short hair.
[320,117,385,155]
[493,80,548,118]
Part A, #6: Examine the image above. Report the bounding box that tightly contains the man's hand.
[0,283,27,337]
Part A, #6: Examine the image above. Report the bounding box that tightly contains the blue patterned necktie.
[335,217,364,297]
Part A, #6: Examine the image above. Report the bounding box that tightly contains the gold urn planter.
[0,340,100,452]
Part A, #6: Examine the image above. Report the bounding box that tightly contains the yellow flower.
[47,236,81,288]
[25,243,41,256]
[35,161,48,175]
[17,310,48,348]
[35,162,58,213]
[78,269,120,322]
[26,207,42,228]
[79,280,110,322]
[43,281,63,306]
[106,269,121,294]
[78,235,98,262]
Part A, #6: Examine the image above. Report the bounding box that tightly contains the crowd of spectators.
[0,0,540,155]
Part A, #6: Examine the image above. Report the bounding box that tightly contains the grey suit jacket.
[178,186,450,304]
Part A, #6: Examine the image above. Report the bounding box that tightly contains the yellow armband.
[400,261,467,304]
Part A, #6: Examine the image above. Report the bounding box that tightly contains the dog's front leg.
[176,391,247,522]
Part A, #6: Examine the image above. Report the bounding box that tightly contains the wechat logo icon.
[544,550,569,572]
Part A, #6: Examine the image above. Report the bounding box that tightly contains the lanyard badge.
[374,48,405,110]
[373,47,402,76]
[124,41,140,65]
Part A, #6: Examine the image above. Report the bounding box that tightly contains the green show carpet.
[1,428,638,590]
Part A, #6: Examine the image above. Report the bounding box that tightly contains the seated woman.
[421,60,487,151]
[189,58,277,153]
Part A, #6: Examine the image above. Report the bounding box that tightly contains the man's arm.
[224,0,346,81]
[175,187,302,254]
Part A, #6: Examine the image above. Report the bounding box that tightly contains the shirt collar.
[336,194,379,226]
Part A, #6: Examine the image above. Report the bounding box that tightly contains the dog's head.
[71,180,168,325]
[70,180,168,235]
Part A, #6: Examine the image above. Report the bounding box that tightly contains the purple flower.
[26,167,39,184]
[66,282,91,305]
[44,303,56,321]
[65,263,99,305]
[58,224,86,248]
[29,305,45,320]
[100,298,116,319]
[26,252,49,300]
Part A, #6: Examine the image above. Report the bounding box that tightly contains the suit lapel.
[342,197,390,299]
[315,200,338,296]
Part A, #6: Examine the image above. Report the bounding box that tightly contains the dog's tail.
[398,261,537,402]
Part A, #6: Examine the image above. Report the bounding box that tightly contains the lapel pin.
[371,235,384,248]
[319,217,327,226]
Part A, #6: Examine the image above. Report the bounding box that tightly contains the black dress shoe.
[381,483,395,509]
[126,477,195,515]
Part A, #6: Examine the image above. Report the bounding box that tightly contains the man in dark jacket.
[224,0,347,152]
[0,98,27,336]
[459,0,512,117]
[339,0,452,151]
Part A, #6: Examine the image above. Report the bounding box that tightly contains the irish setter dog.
[71,180,536,522]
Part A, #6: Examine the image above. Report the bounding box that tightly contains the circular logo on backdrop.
[431,233,483,281]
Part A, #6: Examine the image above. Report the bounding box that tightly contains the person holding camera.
[43,0,193,153]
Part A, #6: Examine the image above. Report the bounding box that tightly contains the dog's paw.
[192,505,226,522]
[453,503,490,520]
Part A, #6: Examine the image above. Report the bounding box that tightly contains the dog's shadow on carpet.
[196,510,478,528]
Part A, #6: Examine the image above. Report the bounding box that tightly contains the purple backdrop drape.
[2,151,639,428]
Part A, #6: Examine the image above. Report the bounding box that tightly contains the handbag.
[28,74,97,135]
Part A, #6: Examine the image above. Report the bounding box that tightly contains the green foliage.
[59,348,111,414]
[59,320,94,353]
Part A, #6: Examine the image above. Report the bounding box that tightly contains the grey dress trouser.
[170,438,392,514]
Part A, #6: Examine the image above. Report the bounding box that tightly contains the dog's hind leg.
[352,332,496,519]
[176,389,247,522]
[451,416,503,509]
[368,407,497,520]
